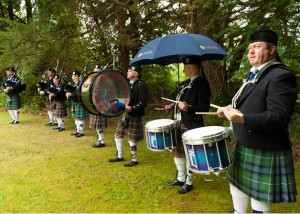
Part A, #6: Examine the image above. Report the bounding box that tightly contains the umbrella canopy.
[130,33,227,66]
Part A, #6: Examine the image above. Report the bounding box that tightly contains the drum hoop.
[182,126,229,145]
[145,119,176,132]
[78,72,99,115]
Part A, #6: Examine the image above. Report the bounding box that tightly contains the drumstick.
[210,103,221,109]
[210,103,243,117]
[195,112,218,115]
[155,108,165,111]
[161,97,191,107]
[161,97,177,103]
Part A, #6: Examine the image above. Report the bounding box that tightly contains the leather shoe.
[58,128,65,132]
[70,132,79,136]
[109,157,124,162]
[53,127,60,130]
[166,179,185,186]
[124,160,138,167]
[75,133,84,138]
[12,121,19,124]
[91,142,105,148]
[177,183,193,194]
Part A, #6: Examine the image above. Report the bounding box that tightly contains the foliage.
[289,112,300,144]
[0,0,299,109]
[142,65,178,106]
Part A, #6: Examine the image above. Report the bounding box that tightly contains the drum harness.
[174,79,192,128]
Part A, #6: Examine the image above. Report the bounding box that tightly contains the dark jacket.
[233,62,297,150]
[180,76,211,130]
[128,79,148,117]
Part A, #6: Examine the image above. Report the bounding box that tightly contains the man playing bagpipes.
[65,70,88,138]
[37,68,58,126]
[1,67,25,124]
[48,74,68,132]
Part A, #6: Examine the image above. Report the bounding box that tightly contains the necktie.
[248,69,259,81]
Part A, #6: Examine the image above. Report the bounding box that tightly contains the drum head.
[145,119,175,129]
[91,69,130,117]
[182,126,227,144]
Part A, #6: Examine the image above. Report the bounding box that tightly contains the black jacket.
[233,62,297,150]
[180,76,211,130]
[128,79,148,117]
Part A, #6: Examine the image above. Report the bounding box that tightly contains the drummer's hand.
[164,103,174,112]
[178,101,188,112]
[49,93,55,99]
[125,106,132,113]
[66,92,71,99]
[220,105,245,124]
[39,90,45,95]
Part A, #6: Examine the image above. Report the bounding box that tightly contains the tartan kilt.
[228,143,297,204]
[6,93,21,110]
[174,122,189,157]
[53,101,68,118]
[46,97,55,111]
[89,114,107,129]
[71,102,88,119]
[115,117,143,142]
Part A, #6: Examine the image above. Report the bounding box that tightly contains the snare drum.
[145,119,177,151]
[182,126,231,175]
[79,69,130,117]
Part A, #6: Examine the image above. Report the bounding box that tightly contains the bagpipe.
[64,64,89,93]
[47,62,66,94]
[3,69,27,93]
[37,59,59,91]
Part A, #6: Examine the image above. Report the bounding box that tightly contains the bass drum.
[79,69,130,117]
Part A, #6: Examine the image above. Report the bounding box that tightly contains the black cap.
[250,29,278,46]
[182,56,201,65]
[72,70,80,76]
[48,68,56,73]
[94,64,102,71]
[128,65,141,73]
[7,67,15,72]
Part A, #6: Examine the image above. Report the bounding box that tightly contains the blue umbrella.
[130,33,227,66]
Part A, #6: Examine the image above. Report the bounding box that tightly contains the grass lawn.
[0,111,299,213]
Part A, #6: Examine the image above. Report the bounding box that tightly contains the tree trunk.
[7,0,14,20]
[25,0,32,24]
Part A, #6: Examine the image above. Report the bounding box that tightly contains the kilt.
[46,97,55,111]
[174,122,188,157]
[6,93,21,110]
[228,143,297,204]
[115,117,143,142]
[89,114,107,129]
[53,100,68,118]
[72,102,88,119]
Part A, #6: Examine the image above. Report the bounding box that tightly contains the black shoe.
[124,160,138,167]
[58,128,65,132]
[166,179,185,186]
[53,127,60,130]
[75,133,84,138]
[91,142,106,148]
[177,183,193,194]
[12,121,19,124]
[9,120,15,124]
[70,132,79,136]
[109,157,124,162]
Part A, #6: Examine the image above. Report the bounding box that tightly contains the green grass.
[0,111,299,212]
